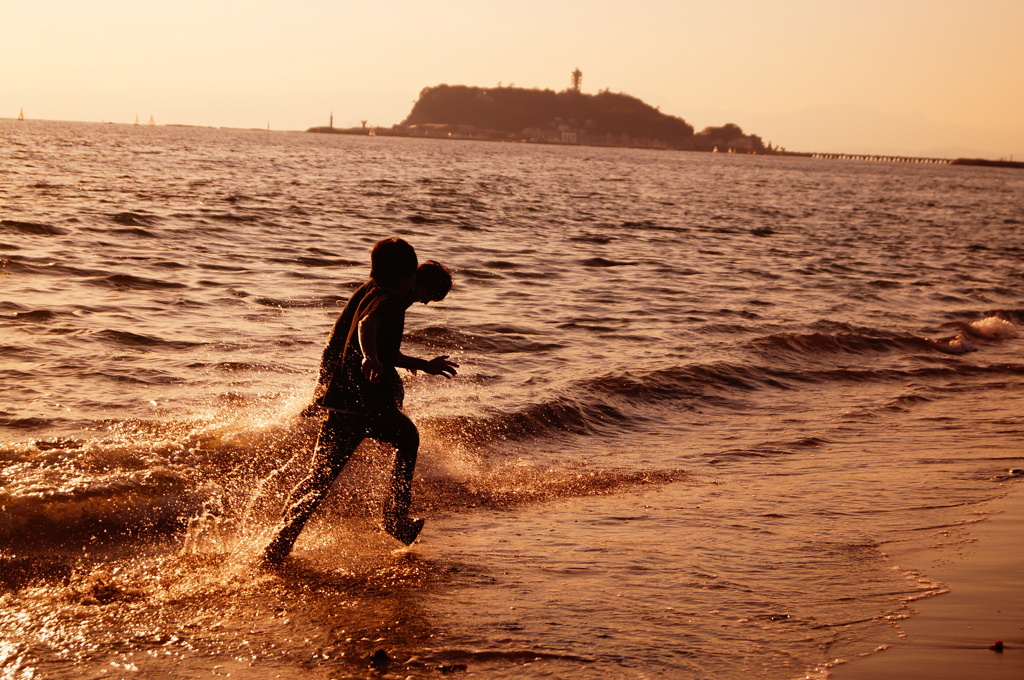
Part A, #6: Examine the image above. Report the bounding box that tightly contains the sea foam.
[967,315,1019,340]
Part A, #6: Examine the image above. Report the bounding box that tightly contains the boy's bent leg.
[368,410,423,544]
[262,412,364,564]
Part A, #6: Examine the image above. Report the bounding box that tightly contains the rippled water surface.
[1,119,1023,678]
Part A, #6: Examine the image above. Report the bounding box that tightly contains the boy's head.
[414,260,453,304]
[370,237,418,293]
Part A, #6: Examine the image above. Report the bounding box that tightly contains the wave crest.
[0,220,68,236]
[752,331,929,358]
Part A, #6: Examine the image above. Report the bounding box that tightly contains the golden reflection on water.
[2,120,1023,678]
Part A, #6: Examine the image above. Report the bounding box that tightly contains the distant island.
[309,79,774,154]
[305,76,1023,166]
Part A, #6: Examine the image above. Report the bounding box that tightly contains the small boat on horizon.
[17,108,24,121]
[147,115,155,126]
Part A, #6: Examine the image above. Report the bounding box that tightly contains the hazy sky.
[4,0,1022,157]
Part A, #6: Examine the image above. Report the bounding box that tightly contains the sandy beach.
[833,479,1024,679]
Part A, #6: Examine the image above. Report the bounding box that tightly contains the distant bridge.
[809,152,951,165]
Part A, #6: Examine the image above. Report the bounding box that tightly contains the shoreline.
[5,117,1021,166]
[831,479,1024,679]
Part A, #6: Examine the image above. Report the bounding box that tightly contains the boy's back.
[316,280,373,393]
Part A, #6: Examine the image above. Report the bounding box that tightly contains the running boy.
[262,242,456,565]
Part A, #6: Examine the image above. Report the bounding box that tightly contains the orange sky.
[4,0,1022,158]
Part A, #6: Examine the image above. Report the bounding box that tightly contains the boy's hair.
[370,237,417,290]
[417,260,453,301]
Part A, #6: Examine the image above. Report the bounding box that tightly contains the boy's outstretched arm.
[394,353,458,378]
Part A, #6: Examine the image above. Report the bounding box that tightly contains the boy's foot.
[384,516,425,545]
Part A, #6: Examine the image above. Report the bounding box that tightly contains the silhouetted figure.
[262,239,457,565]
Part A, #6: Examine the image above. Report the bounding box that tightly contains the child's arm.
[359,300,458,381]
[358,315,384,383]
[394,353,458,378]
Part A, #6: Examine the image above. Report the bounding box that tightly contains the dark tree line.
[693,123,767,153]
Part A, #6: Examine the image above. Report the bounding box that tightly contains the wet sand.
[833,480,1024,679]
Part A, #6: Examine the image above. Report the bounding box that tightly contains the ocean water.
[1,119,1022,679]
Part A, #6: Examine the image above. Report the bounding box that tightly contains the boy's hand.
[362,357,385,383]
[424,356,459,378]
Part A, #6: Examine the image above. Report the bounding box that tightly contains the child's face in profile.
[413,282,434,304]
[413,280,446,305]
[393,274,416,296]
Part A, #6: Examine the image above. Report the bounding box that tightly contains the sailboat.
[147,115,155,126]
[134,115,140,126]
[17,108,24,121]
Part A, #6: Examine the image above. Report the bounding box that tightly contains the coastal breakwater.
[809,152,951,164]
[808,153,1023,168]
